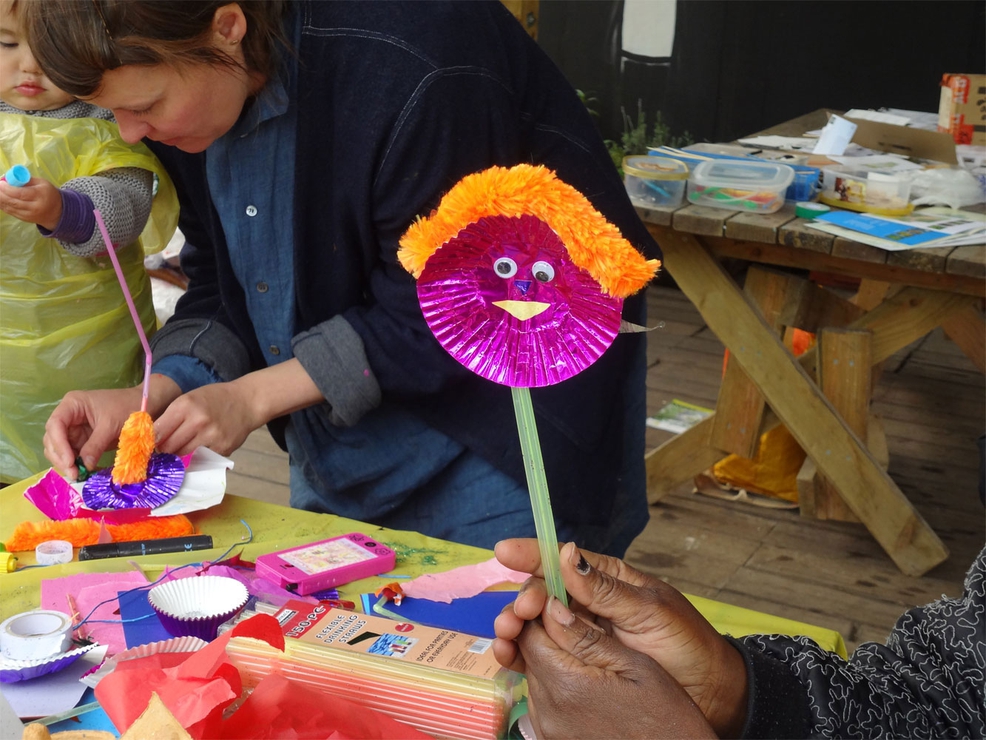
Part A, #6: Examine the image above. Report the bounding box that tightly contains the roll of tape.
[35,540,73,565]
[795,201,831,219]
[0,610,73,661]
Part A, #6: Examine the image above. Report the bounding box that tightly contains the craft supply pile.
[0,459,531,739]
[624,103,986,248]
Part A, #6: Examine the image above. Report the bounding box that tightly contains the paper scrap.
[737,135,817,151]
[813,115,858,156]
[647,399,714,434]
[844,109,911,127]
[0,645,106,720]
[42,571,150,657]
[400,557,529,603]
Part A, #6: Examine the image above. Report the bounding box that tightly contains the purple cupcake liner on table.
[148,576,249,641]
[0,644,96,683]
[82,452,185,510]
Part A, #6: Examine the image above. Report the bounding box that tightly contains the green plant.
[575,89,600,119]
[605,100,693,175]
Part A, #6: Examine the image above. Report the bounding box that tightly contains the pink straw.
[93,209,153,412]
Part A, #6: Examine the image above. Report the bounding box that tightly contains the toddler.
[0,0,178,483]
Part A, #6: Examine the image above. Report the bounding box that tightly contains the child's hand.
[0,176,63,231]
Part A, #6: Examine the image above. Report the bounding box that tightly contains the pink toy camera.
[255,533,396,595]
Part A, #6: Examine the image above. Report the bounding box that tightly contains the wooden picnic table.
[638,117,985,577]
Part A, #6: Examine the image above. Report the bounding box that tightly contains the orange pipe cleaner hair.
[398,164,660,298]
[112,410,156,485]
[4,514,194,552]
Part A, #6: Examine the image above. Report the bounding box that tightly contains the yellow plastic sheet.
[0,474,846,658]
[0,113,179,483]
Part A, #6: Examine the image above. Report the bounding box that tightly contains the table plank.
[945,244,986,278]
[690,234,986,297]
[633,203,683,227]
[672,204,732,236]
[887,245,951,274]
[724,204,798,243]
[778,218,836,253]
[830,236,889,264]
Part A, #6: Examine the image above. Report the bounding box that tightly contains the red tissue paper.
[95,613,429,739]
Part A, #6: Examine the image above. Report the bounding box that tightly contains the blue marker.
[2,164,30,187]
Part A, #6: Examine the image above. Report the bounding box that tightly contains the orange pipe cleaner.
[4,514,194,552]
[112,410,156,484]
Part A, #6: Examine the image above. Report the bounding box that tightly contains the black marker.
[78,535,214,561]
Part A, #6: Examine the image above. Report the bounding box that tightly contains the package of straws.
[225,601,521,740]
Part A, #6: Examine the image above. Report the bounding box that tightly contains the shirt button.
[246,205,258,217]
[256,282,269,293]
[269,345,280,356]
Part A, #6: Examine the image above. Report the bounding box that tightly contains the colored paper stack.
[225,601,519,740]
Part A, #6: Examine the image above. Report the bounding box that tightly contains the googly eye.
[532,261,555,283]
[493,257,518,278]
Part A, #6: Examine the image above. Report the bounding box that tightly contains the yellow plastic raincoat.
[0,113,179,483]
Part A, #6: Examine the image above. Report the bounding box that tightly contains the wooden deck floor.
[226,282,985,654]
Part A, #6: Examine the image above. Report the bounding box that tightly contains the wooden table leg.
[941,304,986,373]
[646,284,975,501]
[650,226,949,577]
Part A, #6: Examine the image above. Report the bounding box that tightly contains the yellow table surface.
[0,472,846,658]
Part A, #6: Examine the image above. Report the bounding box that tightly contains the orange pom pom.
[398,164,660,298]
[112,411,155,485]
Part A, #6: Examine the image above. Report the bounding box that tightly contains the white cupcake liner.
[0,643,97,683]
[148,576,249,641]
[81,635,208,688]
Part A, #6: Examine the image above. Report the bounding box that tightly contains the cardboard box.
[937,73,986,146]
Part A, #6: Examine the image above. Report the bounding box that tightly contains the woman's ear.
[212,3,247,49]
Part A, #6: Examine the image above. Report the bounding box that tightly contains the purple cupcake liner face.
[417,214,623,387]
[82,452,185,510]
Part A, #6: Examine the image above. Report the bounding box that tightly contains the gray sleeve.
[149,317,253,383]
[291,315,382,427]
[58,167,154,257]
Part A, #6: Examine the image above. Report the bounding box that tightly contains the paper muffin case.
[0,643,97,683]
[81,635,209,688]
[148,575,249,641]
[82,452,185,509]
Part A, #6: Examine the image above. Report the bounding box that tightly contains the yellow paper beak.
[492,300,550,321]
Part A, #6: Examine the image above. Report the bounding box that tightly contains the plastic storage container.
[687,159,795,213]
[623,155,688,209]
[819,166,913,216]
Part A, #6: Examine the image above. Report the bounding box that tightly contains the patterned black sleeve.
[737,546,985,739]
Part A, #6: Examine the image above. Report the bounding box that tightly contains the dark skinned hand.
[493,539,749,737]
[516,593,717,739]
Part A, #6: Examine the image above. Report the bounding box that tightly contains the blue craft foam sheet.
[372,591,517,639]
[119,589,172,647]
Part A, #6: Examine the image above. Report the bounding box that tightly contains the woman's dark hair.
[23,0,290,97]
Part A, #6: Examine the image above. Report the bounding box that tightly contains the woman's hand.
[44,386,143,480]
[153,358,325,456]
[493,539,748,737]
[153,380,264,456]
[0,177,64,230]
[516,594,716,740]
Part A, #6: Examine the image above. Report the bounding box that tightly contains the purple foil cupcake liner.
[0,644,97,684]
[82,452,185,510]
[417,214,624,387]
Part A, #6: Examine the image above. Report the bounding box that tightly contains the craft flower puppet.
[80,210,185,510]
[399,164,659,600]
